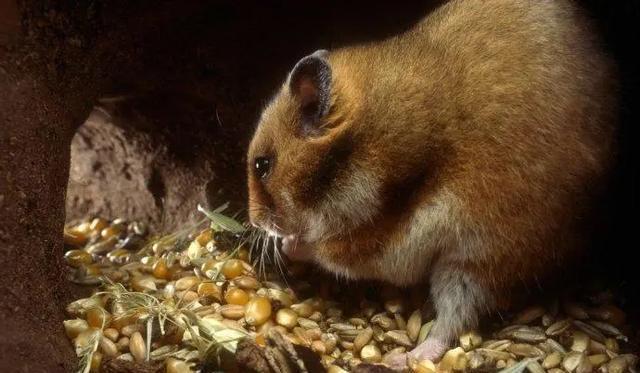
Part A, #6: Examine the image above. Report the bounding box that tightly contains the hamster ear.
[289,50,332,124]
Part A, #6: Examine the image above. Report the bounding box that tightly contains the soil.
[0,0,638,372]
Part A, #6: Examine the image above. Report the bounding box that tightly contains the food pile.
[62,207,638,373]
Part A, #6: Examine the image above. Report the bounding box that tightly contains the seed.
[121,324,140,337]
[65,250,93,267]
[573,320,606,343]
[64,319,89,339]
[587,354,609,367]
[546,338,568,354]
[225,288,250,306]
[166,358,192,373]
[298,318,320,329]
[394,313,407,330]
[475,348,513,361]
[514,306,546,324]
[337,329,360,342]
[412,359,436,373]
[100,335,118,357]
[101,224,123,240]
[330,323,356,332]
[507,343,544,358]
[129,331,146,362]
[259,288,293,308]
[543,351,562,369]
[496,360,507,369]
[527,360,546,373]
[412,318,432,339]
[571,331,590,353]
[86,307,111,328]
[371,314,396,330]
[327,366,348,373]
[360,345,382,363]
[353,327,373,352]
[219,304,245,319]
[440,347,468,371]
[606,356,629,373]
[201,259,218,273]
[90,351,103,373]
[100,328,118,343]
[291,302,314,318]
[86,237,118,256]
[131,276,157,292]
[64,229,88,247]
[91,218,109,232]
[459,331,482,351]
[196,228,213,246]
[588,305,626,327]
[542,314,554,327]
[66,297,102,317]
[496,325,524,339]
[563,301,589,320]
[562,351,585,372]
[74,329,99,352]
[275,308,298,329]
[512,327,547,343]
[305,327,322,341]
[576,357,593,373]
[175,276,200,291]
[467,351,484,370]
[222,259,244,279]
[294,327,312,346]
[321,333,338,353]
[309,311,323,322]
[605,338,619,353]
[340,340,354,350]
[482,339,511,351]
[115,353,133,362]
[546,319,571,336]
[152,258,171,280]
[407,310,422,342]
[589,321,626,340]
[232,276,261,290]
[245,297,272,326]
[311,340,327,354]
[349,318,368,327]
[197,282,221,301]
[385,330,413,347]
[176,290,198,303]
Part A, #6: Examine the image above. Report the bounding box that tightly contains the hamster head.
[247,50,388,265]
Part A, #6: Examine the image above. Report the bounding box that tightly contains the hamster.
[247,0,617,368]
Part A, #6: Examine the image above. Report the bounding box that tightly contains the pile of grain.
[62,211,638,373]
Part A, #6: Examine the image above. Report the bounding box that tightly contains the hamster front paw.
[280,235,314,262]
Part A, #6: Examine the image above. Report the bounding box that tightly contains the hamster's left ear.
[289,50,332,129]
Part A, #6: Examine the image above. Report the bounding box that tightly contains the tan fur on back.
[248,0,617,313]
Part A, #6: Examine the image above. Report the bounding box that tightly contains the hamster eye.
[254,156,272,179]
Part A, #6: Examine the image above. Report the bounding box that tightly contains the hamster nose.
[254,156,272,179]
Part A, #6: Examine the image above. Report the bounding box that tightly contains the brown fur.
[248,0,617,364]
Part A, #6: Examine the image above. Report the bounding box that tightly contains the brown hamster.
[247,0,617,367]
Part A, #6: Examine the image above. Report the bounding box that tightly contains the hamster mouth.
[280,234,314,262]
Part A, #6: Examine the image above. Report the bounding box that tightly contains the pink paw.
[409,337,448,362]
[382,351,411,372]
[383,338,449,371]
